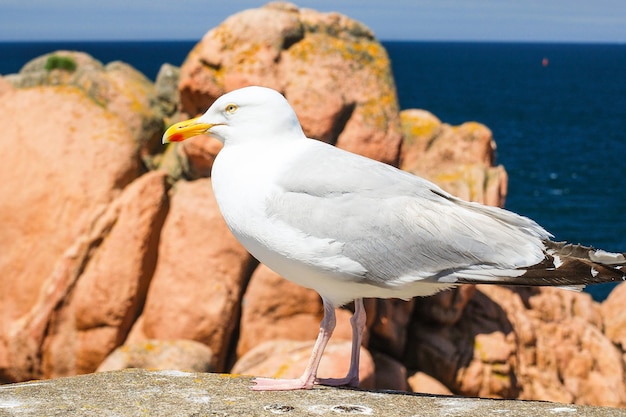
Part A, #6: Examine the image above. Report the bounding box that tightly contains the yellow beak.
[162,117,214,144]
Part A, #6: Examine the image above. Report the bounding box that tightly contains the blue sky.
[1,0,625,43]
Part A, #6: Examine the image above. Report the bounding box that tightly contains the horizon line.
[1,38,625,45]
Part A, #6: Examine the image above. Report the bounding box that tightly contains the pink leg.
[252,297,337,391]
[317,298,366,388]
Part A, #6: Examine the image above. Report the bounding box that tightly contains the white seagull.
[163,86,626,391]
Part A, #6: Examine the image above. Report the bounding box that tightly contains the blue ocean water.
[2,40,625,300]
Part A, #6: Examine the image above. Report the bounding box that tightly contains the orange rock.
[0,86,142,380]
[237,263,358,358]
[9,50,164,158]
[407,371,453,395]
[231,339,375,389]
[39,171,169,378]
[406,285,626,406]
[179,136,223,179]
[129,178,254,371]
[177,2,402,166]
[97,339,214,373]
[400,109,508,207]
[602,282,626,351]
[0,88,139,316]
[0,75,13,96]
[520,288,625,407]
[237,264,322,357]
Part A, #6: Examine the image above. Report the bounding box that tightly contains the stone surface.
[178,2,402,166]
[179,136,223,179]
[368,299,414,359]
[97,339,214,373]
[232,339,374,390]
[0,85,144,382]
[408,371,454,396]
[0,76,13,95]
[1,171,168,382]
[7,50,164,158]
[400,109,508,207]
[413,285,477,326]
[0,51,165,382]
[42,171,169,378]
[406,285,626,407]
[372,352,408,391]
[0,86,142,322]
[0,369,622,417]
[127,178,254,371]
[236,264,355,358]
[154,63,181,120]
[601,282,626,351]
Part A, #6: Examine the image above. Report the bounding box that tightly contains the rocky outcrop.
[408,285,626,407]
[236,265,364,359]
[1,2,625,410]
[0,52,163,381]
[125,178,254,371]
[400,109,508,207]
[41,171,169,378]
[178,1,402,166]
[0,86,144,381]
[0,75,13,96]
[5,50,164,160]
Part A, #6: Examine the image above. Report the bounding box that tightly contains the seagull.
[162,86,626,391]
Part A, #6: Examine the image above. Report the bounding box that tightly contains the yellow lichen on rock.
[400,109,507,207]
[7,50,164,159]
[177,2,402,166]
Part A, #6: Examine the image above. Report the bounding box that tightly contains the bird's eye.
[225,104,238,114]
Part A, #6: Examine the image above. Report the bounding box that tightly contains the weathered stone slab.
[0,369,621,416]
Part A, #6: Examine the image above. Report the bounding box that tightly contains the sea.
[2,40,625,300]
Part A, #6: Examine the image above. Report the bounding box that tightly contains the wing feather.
[267,140,551,287]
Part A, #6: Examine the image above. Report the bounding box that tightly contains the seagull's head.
[162,86,305,146]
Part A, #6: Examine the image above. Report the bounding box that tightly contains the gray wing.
[266,140,553,287]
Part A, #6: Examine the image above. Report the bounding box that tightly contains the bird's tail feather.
[454,241,625,288]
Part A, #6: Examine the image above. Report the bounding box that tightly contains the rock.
[236,264,356,359]
[177,2,402,167]
[408,371,454,395]
[231,339,375,389]
[0,75,13,96]
[368,299,414,359]
[97,339,214,373]
[400,109,508,207]
[154,63,181,120]
[405,285,626,407]
[1,369,622,417]
[127,178,254,371]
[8,50,164,159]
[40,171,169,378]
[372,352,408,391]
[179,137,223,179]
[601,282,626,351]
[236,265,324,357]
[413,285,476,326]
[0,86,142,382]
[518,287,625,407]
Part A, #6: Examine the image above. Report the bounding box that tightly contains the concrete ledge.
[0,369,621,416]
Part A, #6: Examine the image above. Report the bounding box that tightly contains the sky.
[1,0,625,43]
